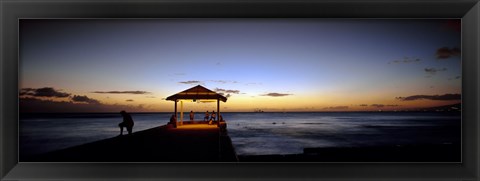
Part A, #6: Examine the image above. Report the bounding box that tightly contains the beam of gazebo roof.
[165,85,227,102]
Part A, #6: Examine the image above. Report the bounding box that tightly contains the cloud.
[424,67,447,74]
[92,91,151,94]
[323,106,349,110]
[214,88,240,94]
[389,57,421,64]
[20,97,152,113]
[126,99,134,102]
[396,93,461,101]
[370,104,385,108]
[370,104,400,108]
[359,104,368,107]
[20,87,99,104]
[71,95,100,104]
[218,92,232,98]
[261,93,293,97]
[146,96,156,98]
[19,87,156,112]
[213,80,228,84]
[436,47,460,59]
[215,88,240,98]
[178,80,203,85]
[210,80,239,84]
[20,87,70,98]
[386,104,400,107]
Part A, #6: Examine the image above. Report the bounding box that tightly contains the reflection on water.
[20,112,460,158]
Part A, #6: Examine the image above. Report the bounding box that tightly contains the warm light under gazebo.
[165,85,227,127]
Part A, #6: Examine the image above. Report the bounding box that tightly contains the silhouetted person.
[210,111,216,121]
[209,111,216,125]
[204,111,209,121]
[189,111,194,121]
[118,110,134,135]
[218,114,227,131]
[170,114,177,125]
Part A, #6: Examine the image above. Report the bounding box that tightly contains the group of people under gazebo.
[169,110,224,126]
[190,110,222,125]
[165,85,228,128]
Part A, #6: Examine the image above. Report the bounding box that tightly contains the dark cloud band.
[389,57,421,64]
[370,104,400,108]
[215,88,241,99]
[20,87,70,98]
[261,93,292,97]
[424,67,447,74]
[92,91,150,94]
[436,47,460,59]
[72,95,100,104]
[396,93,461,101]
[20,97,149,113]
[211,80,239,84]
[215,88,240,94]
[323,106,349,110]
[178,80,203,85]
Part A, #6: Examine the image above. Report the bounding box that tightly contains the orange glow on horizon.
[19,87,461,113]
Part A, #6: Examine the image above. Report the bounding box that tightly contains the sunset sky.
[19,19,461,112]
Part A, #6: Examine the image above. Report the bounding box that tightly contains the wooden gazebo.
[166,85,227,127]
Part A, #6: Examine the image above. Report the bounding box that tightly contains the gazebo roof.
[166,85,227,102]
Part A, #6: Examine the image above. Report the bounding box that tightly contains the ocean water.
[19,112,461,159]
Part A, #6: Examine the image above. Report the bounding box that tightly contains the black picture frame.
[1,0,479,180]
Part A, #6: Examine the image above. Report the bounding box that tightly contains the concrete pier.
[33,122,238,162]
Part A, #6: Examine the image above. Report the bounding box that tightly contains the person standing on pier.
[118,110,134,135]
[209,111,216,125]
[204,111,209,121]
[169,114,177,127]
[210,111,216,121]
[189,111,195,122]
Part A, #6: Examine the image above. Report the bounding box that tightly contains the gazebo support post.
[217,99,220,127]
[174,100,177,128]
[180,100,184,126]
